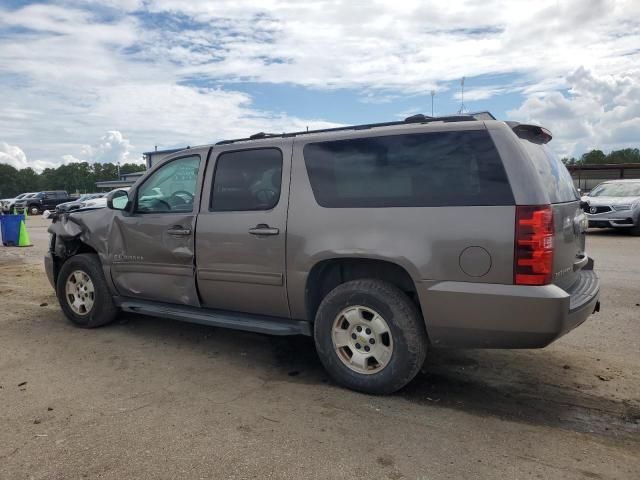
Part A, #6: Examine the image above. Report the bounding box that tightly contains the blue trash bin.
[0,214,25,246]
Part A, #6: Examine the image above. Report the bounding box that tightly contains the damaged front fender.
[48,208,117,259]
[46,208,121,290]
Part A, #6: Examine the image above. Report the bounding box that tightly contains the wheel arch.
[304,257,422,323]
[51,237,99,284]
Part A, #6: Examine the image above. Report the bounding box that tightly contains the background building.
[568,163,640,192]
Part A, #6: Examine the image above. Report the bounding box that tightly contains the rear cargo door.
[519,141,585,290]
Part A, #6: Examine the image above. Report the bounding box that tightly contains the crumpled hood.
[48,208,117,256]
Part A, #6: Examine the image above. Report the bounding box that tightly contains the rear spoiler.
[506,121,553,144]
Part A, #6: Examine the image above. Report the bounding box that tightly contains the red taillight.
[515,205,554,285]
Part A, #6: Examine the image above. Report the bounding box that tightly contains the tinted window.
[136,155,200,213]
[211,148,282,211]
[519,141,578,203]
[303,130,513,208]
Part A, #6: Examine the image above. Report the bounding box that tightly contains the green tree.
[16,167,40,193]
[605,148,640,164]
[93,163,118,182]
[581,150,606,164]
[561,157,577,166]
[0,164,20,197]
[120,162,146,175]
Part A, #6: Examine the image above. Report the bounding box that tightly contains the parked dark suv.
[46,112,600,394]
[15,191,76,215]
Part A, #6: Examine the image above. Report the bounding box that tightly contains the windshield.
[590,182,640,197]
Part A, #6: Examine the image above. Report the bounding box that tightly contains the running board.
[117,299,312,336]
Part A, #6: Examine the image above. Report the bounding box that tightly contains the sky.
[0,0,639,171]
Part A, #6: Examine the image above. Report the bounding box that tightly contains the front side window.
[211,148,282,211]
[136,155,200,213]
[303,130,513,208]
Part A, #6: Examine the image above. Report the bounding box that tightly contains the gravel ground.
[0,216,638,479]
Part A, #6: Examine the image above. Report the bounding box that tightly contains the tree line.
[561,148,640,166]
[0,162,146,198]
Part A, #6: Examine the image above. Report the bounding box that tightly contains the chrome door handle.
[167,226,192,236]
[248,224,279,236]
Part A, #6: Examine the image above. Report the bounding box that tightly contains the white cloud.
[0,142,28,169]
[0,0,638,168]
[137,0,640,91]
[508,68,640,158]
[0,142,57,171]
[453,86,507,102]
[83,131,134,164]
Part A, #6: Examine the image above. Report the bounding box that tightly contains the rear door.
[518,140,585,290]
[195,142,291,318]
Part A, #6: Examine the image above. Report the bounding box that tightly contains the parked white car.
[1,192,35,212]
[79,187,130,210]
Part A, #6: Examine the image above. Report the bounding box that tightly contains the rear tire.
[314,279,427,394]
[56,254,118,328]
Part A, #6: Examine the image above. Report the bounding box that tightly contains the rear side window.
[211,148,282,211]
[303,130,513,208]
[519,141,578,203]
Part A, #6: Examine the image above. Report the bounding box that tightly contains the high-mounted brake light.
[515,205,554,285]
[510,124,553,144]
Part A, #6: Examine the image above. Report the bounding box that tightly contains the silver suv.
[46,112,600,394]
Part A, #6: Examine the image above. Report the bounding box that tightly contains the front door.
[109,152,204,306]
[196,143,291,317]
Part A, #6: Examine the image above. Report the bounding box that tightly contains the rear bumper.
[418,264,600,348]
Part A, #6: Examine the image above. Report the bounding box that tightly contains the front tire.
[56,254,118,328]
[314,279,427,394]
[29,205,41,215]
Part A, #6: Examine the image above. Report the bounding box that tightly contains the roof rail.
[215,111,496,146]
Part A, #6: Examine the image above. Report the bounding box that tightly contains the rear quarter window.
[519,141,578,204]
[303,130,514,208]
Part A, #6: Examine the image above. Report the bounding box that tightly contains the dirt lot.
[1,216,638,479]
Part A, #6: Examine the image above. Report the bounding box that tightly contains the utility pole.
[430,90,435,116]
[459,77,465,114]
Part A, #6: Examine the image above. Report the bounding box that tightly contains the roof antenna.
[306,126,309,132]
[458,77,466,114]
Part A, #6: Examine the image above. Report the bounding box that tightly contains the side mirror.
[107,190,130,211]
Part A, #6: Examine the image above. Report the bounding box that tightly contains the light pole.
[459,77,465,114]
[430,90,435,116]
